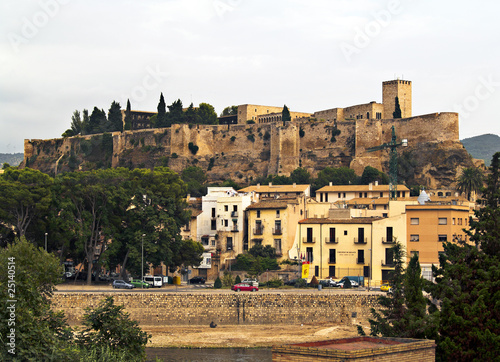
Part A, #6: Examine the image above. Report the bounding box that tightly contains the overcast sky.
[1,0,499,154]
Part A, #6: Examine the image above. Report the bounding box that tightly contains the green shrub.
[235,275,242,284]
[188,142,199,155]
[214,276,222,288]
[294,278,307,288]
[222,271,234,287]
[267,278,283,288]
[230,136,236,142]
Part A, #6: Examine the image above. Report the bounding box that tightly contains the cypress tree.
[156,93,167,128]
[393,97,402,118]
[124,99,132,131]
[282,105,291,126]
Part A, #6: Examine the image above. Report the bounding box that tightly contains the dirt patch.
[144,323,360,348]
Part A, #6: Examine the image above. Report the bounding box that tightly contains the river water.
[146,348,272,361]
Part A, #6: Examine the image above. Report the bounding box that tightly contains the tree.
[313,166,358,192]
[85,107,107,134]
[107,101,123,132]
[76,296,150,360]
[393,97,402,118]
[156,93,167,128]
[221,105,238,116]
[181,166,207,197]
[196,103,218,125]
[428,153,500,360]
[0,237,74,361]
[124,100,132,131]
[360,166,389,185]
[282,104,291,126]
[290,167,311,184]
[167,99,184,126]
[0,167,53,240]
[184,103,197,124]
[456,166,484,201]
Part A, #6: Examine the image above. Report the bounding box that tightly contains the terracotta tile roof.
[317,184,409,192]
[299,217,380,224]
[238,184,310,193]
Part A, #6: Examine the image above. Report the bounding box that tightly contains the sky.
[1,0,499,154]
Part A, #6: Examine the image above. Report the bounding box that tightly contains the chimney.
[293,183,296,188]
[369,183,373,190]
[269,182,272,187]
[257,183,260,189]
[329,182,333,186]
[375,181,379,186]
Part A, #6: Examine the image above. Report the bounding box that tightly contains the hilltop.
[0,153,24,167]
[461,134,500,166]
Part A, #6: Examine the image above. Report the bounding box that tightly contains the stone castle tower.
[382,79,412,118]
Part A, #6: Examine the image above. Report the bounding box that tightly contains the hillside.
[0,153,24,167]
[461,134,500,166]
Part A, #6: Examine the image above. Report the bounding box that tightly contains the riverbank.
[143,323,361,348]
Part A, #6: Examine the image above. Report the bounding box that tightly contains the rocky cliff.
[22,113,477,189]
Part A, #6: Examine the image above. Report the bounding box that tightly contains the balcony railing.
[231,227,239,232]
[354,237,367,244]
[382,237,396,244]
[302,237,316,243]
[325,237,339,244]
[253,226,264,235]
[230,211,238,218]
[273,227,282,235]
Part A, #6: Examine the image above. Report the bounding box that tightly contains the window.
[274,220,282,234]
[320,193,323,202]
[410,234,420,242]
[211,219,217,230]
[385,248,394,265]
[329,228,336,243]
[357,249,365,264]
[325,193,328,202]
[315,265,319,277]
[329,249,336,263]
[226,237,233,251]
[438,218,447,225]
[274,239,282,255]
[224,205,228,212]
[307,228,313,243]
[452,218,456,225]
[329,266,336,278]
[306,247,313,263]
[256,210,261,218]
[410,218,419,225]
[364,192,368,198]
[201,237,209,246]
[380,192,383,197]
[458,218,463,225]
[338,192,341,198]
[276,210,280,218]
[344,230,348,236]
[359,192,362,198]
[438,235,447,242]
[211,208,216,218]
[386,227,393,243]
[357,228,365,243]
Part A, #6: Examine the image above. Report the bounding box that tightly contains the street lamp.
[45,233,48,252]
[141,234,145,289]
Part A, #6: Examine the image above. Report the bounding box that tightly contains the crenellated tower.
[382,79,412,119]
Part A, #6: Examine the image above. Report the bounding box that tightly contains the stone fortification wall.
[51,292,380,326]
[23,111,468,188]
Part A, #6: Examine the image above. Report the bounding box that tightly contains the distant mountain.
[0,153,24,167]
[461,134,500,166]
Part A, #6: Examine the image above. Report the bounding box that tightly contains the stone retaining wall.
[51,292,380,326]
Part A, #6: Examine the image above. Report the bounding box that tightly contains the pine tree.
[156,93,167,128]
[124,100,132,131]
[429,152,500,360]
[393,97,402,118]
[282,104,291,126]
[107,101,123,132]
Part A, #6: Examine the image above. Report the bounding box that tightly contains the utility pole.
[366,125,408,200]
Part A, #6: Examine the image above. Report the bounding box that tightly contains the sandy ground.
[143,323,360,348]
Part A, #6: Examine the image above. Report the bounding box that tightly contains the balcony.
[354,237,367,244]
[302,237,316,243]
[272,227,282,235]
[382,237,396,244]
[231,227,239,233]
[231,211,238,218]
[325,237,339,244]
[253,226,264,235]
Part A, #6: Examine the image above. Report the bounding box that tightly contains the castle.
[23,79,474,189]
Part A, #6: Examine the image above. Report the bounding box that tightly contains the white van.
[143,275,162,288]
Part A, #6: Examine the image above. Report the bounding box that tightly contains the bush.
[222,271,234,287]
[235,275,241,284]
[214,277,222,288]
[188,142,199,155]
[230,136,236,142]
[294,278,307,288]
[266,278,283,288]
[247,134,255,142]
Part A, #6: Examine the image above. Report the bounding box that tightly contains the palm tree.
[456,167,484,201]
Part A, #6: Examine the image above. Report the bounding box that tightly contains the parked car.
[380,283,393,293]
[337,277,359,288]
[320,278,338,287]
[143,275,163,287]
[130,279,150,288]
[285,278,307,287]
[231,283,258,292]
[241,278,259,287]
[189,276,206,284]
[112,280,134,289]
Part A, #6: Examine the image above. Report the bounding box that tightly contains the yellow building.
[406,201,472,280]
[246,197,304,260]
[294,209,407,286]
